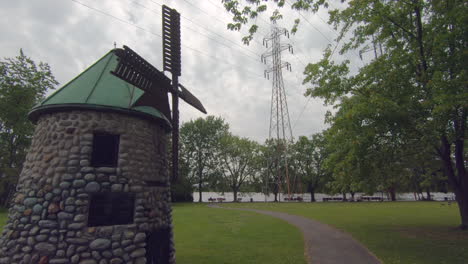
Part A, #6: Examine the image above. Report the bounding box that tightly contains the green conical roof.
[29,50,171,130]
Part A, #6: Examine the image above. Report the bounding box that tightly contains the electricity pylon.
[261,20,294,201]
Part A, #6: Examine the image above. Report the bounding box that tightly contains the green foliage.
[218,134,261,201]
[180,116,229,201]
[290,133,329,200]
[0,50,57,205]
[222,0,466,225]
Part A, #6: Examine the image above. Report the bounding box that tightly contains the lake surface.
[192,191,456,202]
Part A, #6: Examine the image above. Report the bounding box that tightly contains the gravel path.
[209,204,382,264]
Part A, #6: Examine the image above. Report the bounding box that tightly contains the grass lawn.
[0,202,465,264]
[0,205,306,263]
[0,208,7,232]
[224,202,468,264]
[173,203,306,264]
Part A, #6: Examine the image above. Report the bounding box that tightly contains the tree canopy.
[222,0,467,228]
[0,49,57,205]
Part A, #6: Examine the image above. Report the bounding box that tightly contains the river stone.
[109,259,123,264]
[84,182,100,192]
[32,204,43,215]
[133,233,145,243]
[59,182,71,189]
[130,248,145,258]
[38,220,58,228]
[73,180,86,188]
[24,198,38,207]
[57,212,73,220]
[34,242,56,255]
[89,239,111,250]
[79,259,97,264]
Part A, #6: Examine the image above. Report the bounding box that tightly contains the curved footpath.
[209,204,382,264]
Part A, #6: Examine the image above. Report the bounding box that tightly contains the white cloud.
[0,0,351,142]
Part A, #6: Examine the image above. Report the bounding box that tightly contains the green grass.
[1,202,465,264]
[224,202,468,264]
[0,208,7,233]
[173,203,306,264]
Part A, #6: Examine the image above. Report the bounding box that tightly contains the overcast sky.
[0,0,360,143]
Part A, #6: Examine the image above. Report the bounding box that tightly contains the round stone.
[57,212,73,220]
[89,239,111,250]
[133,233,145,244]
[111,184,122,192]
[73,180,86,188]
[84,174,95,181]
[48,203,60,214]
[38,220,57,228]
[59,182,71,189]
[110,259,123,264]
[74,214,86,222]
[34,242,56,256]
[32,204,43,215]
[84,182,100,193]
[24,198,38,207]
[130,248,145,258]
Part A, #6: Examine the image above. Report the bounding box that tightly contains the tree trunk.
[342,193,347,201]
[198,182,202,203]
[198,162,203,203]
[233,189,238,202]
[388,187,396,201]
[426,190,431,201]
[457,194,468,230]
[351,192,356,201]
[439,133,468,229]
[310,189,316,202]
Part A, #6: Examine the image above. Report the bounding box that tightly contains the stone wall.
[0,110,175,264]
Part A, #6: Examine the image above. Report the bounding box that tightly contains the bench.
[323,197,343,202]
[357,196,383,202]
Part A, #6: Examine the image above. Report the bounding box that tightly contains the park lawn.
[0,205,306,264]
[0,208,7,233]
[224,202,468,264]
[172,203,306,264]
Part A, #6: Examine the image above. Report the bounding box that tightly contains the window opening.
[91,132,119,167]
[88,192,135,226]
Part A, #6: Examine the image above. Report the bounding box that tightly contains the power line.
[128,0,262,63]
[72,0,162,38]
[292,96,312,130]
[71,0,264,80]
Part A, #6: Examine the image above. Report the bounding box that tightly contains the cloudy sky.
[0,0,360,143]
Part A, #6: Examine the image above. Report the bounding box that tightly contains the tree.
[218,134,260,202]
[179,116,229,202]
[260,138,294,202]
[0,49,57,205]
[291,134,328,202]
[222,0,467,228]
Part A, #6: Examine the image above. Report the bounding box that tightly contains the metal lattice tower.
[262,21,294,200]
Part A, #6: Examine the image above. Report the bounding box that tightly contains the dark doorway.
[145,228,170,264]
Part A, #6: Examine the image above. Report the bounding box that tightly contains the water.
[192,191,456,202]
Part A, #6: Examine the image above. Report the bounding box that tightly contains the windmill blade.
[178,84,207,114]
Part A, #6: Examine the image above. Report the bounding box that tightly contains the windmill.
[111,5,206,185]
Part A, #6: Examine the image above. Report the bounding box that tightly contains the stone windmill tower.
[0,46,205,264]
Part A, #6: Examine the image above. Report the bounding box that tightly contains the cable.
[71,0,162,37]
[71,0,265,80]
[128,0,262,63]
